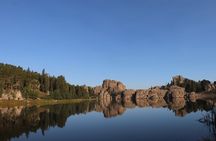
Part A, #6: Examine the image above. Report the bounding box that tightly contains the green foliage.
[175,78,213,93]
[0,82,3,96]
[22,87,39,99]
[0,63,93,100]
[39,69,50,93]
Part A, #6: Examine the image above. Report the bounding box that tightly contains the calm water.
[0,99,215,141]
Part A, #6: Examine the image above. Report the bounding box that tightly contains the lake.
[0,99,215,141]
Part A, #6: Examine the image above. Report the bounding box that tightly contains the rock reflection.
[0,98,215,141]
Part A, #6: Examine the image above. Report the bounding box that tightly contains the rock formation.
[93,79,178,105]
[122,89,136,102]
[0,90,23,100]
[102,80,126,94]
[94,80,126,96]
[168,86,186,98]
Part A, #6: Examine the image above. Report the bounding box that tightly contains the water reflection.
[199,108,216,141]
[0,98,216,141]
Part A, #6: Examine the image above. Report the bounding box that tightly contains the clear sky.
[0,0,216,89]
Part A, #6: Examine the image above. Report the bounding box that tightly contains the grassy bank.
[0,98,96,108]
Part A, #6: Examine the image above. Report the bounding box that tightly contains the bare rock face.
[94,80,126,96]
[148,94,159,100]
[0,90,24,100]
[136,99,149,107]
[102,80,126,94]
[169,86,186,98]
[94,80,127,107]
[123,89,135,100]
[123,89,136,96]
[148,87,168,99]
[135,90,147,99]
[122,89,136,106]
[94,86,103,95]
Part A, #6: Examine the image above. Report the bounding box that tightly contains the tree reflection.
[199,108,216,141]
[0,99,215,141]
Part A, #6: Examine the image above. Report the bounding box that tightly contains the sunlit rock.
[168,86,186,98]
[0,90,23,100]
[102,80,126,94]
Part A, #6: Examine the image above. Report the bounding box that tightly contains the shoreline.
[0,99,96,108]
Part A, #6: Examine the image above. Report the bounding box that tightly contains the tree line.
[0,63,95,99]
[171,75,216,93]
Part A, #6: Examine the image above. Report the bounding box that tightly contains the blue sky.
[0,0,216,89]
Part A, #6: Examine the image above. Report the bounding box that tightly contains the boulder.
[136,99,149,107]
[135,90,147,99]
[102,80,126,94]
[122,89,136,105]
[123,89,136,96]
[123,89,135,100]
[148,87,167,99]
[149,94,159,100]
[169,86,185,98]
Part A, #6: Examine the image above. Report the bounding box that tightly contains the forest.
[0,63,95,99]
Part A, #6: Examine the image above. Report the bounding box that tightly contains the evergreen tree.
[0,63,92,100]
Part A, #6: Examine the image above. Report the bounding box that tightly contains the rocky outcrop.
[147,87,168,99]
[94,80,126,96]
[0,90,23,100]
[94,86,103,95]
[102,80,126,94]
[94,79,185,104]
[94,76,216,105]
[168,86,186,98]
[122,89,136,104]
[135,87,167,101]
[135,90,147,99]
[93,80,126,106]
